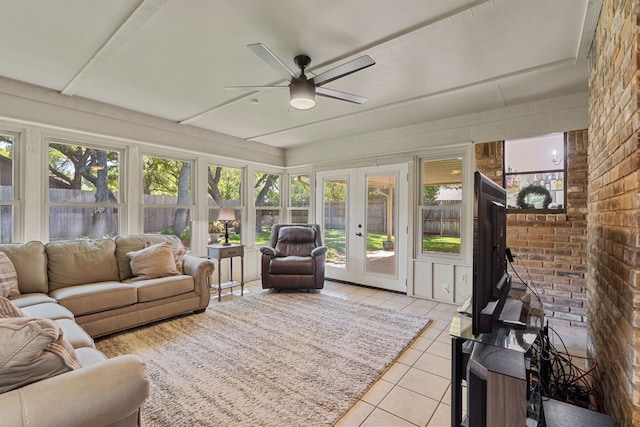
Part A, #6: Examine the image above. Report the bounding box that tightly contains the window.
[288,173,310,224]
[504,133,566,212]
[420,158,463,255]
[207,165,242,245]
[142,155,193,248]
[0,132,17,243]
[48,141,121,241]
[254,171,281,245]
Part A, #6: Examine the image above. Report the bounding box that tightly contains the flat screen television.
[472,171,511,336]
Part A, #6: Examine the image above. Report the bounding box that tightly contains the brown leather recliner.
[260,224,327,290]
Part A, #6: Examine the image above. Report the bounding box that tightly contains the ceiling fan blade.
[247,43,297,81]
[224,85,288,91]
[312,55,375,87]
[316,87,368,104]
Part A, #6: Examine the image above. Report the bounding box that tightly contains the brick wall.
[587,1,640,425]
[475,132,589,330]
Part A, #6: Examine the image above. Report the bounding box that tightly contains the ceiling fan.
[225,43,375,110]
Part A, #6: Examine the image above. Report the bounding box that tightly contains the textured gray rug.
[96,292,430,427]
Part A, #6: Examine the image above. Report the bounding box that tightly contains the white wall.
[285,92,588,167]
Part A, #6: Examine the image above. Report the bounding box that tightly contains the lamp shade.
[289,78,316,110]
[218,207,236,222]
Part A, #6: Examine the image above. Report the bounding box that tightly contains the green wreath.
[516,185,552,209]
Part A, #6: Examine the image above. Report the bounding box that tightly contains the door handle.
[356,232,363,237]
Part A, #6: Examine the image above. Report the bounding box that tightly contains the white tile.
[378,386,439,426]
[397,368,450,402]
[427,403,451,427]
[414,353,451,379]
[335,400,375,426]
[361,379,394,406]
[381,362,411,384]
[361,408,417,427]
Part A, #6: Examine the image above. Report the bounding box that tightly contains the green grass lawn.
[323,229,396,259]
[422,235,461,253]
[243,229,460,255]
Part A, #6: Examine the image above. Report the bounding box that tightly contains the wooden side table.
[207,244,244,301]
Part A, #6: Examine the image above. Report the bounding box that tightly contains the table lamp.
[217,208,236,246]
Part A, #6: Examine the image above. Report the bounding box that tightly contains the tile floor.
[212,279,586,427]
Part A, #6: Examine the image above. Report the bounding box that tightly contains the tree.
[254,172,279,207]
[48,143,119,239]
[49,144,118,201]
[290,174,310,207]
[207,166,241,206]
[423,185,439,202]
[142,156,191,238]
[324,181,347,202]
[174,162,191,236]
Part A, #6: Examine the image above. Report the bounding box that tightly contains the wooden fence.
[47,189,191,240]
[422,203,461,237]
[324,200,461,237]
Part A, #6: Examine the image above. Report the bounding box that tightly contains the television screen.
[472,171,511,336]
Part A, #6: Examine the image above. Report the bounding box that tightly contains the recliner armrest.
[311,246,328,257]
[260,246,276,258]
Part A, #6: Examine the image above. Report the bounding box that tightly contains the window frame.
[419,157,464,259]
[503,133,567,214]
[206,163,244,245]
[46,138,123,241]
[416,145,473,265]
[253,169,283,247]
[0,130,19,243]
[286,171,312,225]
[141,152,195,247]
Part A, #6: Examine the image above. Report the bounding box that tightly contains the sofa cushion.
[50,282,137,317]
[127,242,180,281]
[0,241,48,294]
[0,252,19,299]
[54,319,95,349]
[46,239,120,291]
[115,234,183,280]
[0,317,82,393]
[10,293,57,308]
[129,275,195,303]
[21,303,74,321]
[75,347,107,367]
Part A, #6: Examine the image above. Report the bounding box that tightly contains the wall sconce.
[552,150,562,166]
[217,207,236,246]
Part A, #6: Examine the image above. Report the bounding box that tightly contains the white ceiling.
[0,0,601,149]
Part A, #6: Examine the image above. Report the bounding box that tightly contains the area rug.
[95,292,430,427]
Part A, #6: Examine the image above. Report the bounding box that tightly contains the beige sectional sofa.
[0,234,215,427]
[4,234,214,337]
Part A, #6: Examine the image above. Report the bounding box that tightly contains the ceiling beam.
[61,0,168,96]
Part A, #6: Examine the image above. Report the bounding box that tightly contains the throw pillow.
[127,242,180,281]
[0,252,19,299]
[173,242,186,274]
[145,241,186,274]
[0,296,26,318]
[0,317,82,393]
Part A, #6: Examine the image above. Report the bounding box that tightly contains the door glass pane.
[323,178,347,269]
[365,175,397,277]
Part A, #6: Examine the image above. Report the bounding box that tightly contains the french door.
[316,164,408,292]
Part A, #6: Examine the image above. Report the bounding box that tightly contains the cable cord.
[506,254,603,411]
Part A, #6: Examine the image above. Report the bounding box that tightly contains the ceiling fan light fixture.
[289,78,316,110]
